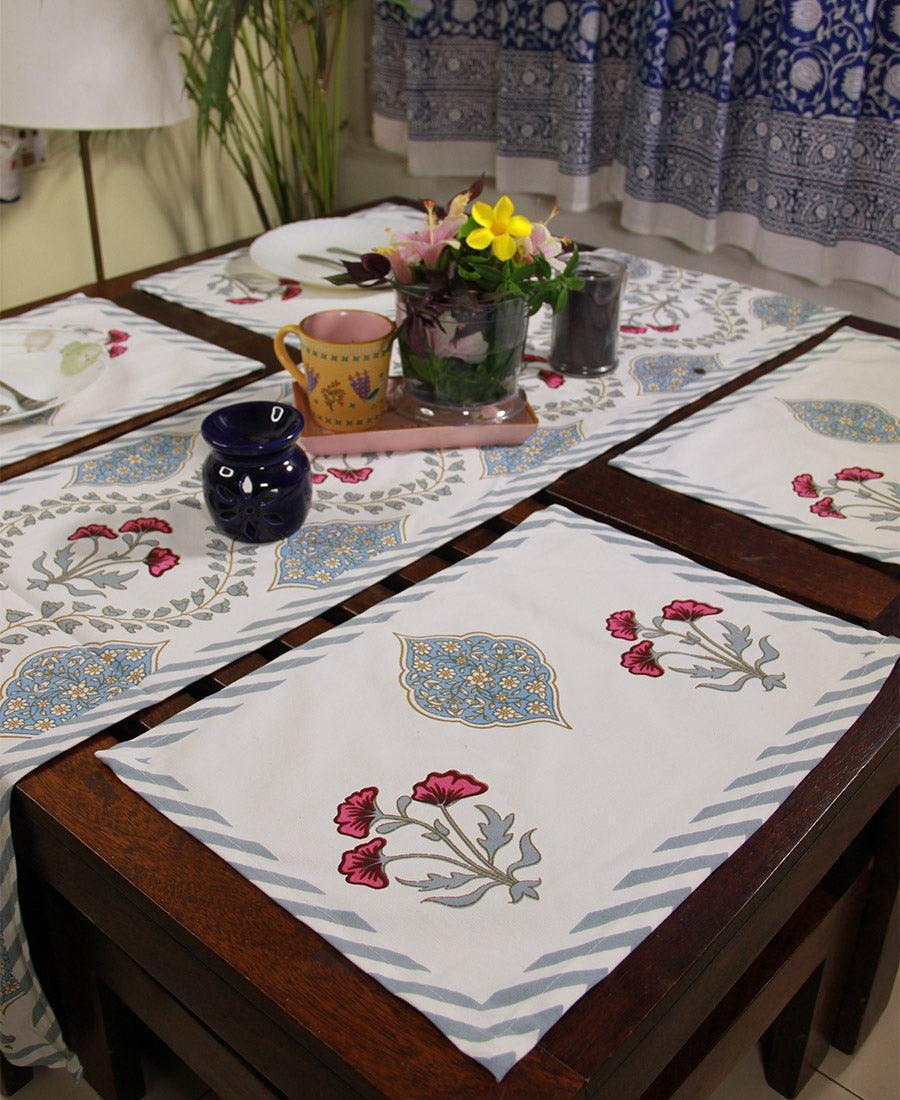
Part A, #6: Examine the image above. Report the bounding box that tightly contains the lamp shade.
[0,0,190,129]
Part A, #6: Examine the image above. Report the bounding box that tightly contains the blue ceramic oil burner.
[201,401,312,543]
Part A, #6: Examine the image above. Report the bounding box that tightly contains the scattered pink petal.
[620,324,647,334]
[106,329,129,344]
[538,369,565,388]
[226,296,264,305]
[281,285,302,301]
[107,344,128,358]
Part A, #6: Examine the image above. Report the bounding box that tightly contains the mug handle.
[274,324,307,390]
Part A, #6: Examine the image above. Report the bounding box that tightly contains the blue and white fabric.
[97,506,899,1079]
[0,265,842,1072]
[373,0,900,291]
[613,328,900,563]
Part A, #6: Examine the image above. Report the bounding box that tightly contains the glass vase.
[394,290,529,425]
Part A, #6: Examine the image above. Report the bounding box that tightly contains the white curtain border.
[372,114,900,296]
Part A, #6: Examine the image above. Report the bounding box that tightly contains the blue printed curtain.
[372,1,900,292]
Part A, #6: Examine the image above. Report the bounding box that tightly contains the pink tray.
[292,379,539,456]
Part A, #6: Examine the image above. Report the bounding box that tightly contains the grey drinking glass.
[549,255,628,376]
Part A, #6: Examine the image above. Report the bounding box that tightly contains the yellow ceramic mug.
[274,310,394,432]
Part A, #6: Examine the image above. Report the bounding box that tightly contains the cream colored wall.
[0,120,263,311]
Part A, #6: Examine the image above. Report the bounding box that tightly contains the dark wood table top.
[5,229,898,1099]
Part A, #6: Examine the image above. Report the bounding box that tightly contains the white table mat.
[0,258,845,1072]
[612,329,900,564]
[1,295,261,466]
[96,506,899,1080]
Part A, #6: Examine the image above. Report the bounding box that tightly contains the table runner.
[1,295,261,466]
[612,329,900,564]
[96,506,899,1081]
[134,207,845,377]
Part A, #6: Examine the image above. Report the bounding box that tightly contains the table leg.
[39,884,145,1100]
[0,1055,33,1098]
[830,790,899,1054]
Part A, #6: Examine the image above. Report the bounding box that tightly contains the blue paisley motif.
[273,520,405,587]
[751,295,822,329]
[0,643,163,735]
[631,353,721,394]
[480,424,583,477]
[71,433,195,484]
[784,399,900,443]
[397,632,569,728]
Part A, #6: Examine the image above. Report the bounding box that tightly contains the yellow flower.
[467,195,532,261]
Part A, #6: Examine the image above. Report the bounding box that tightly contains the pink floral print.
[607,597,785,692]
[69,524,117,541]
[411,770,488,806]
[339,837,390,889]
[791,473,819,498]
[145,547,180,576]
[119,517,173,534]
[334,786,381,838]
[792,465,898,526]
[335,771,541,906]
[605,609,639,640]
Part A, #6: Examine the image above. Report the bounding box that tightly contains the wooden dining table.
[2,212,897,1100]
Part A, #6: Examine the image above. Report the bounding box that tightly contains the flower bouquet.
[328,179,582,423]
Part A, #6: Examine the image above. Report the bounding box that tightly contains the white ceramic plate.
[0,322,109,425]
[249,209,425,289]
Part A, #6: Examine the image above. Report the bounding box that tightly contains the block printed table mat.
[0,272,846,1071]
[97,506,900,1080]
[612,329,900,564]
[1,295,261,466]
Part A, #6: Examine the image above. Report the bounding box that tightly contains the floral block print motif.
[792,467,900,527]
[211,252,302,304]
[272,519,406,588]
[69,433,196,485]
[397,632,569,728]
[28,517,181,596]
[0,642,165,735]
[783,400,900,444]
[751,295,821,330]
[480,425,584,478]
[630,353,721,394]
[606,599,785,692]
[335,770,542,905]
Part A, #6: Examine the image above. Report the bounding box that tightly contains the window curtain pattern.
[372,0,900,292]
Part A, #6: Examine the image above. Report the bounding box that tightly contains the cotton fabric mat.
[97,505,899,1080]
[0,296,848,1072]
[612,328,900,564]
[1,295,261,466]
